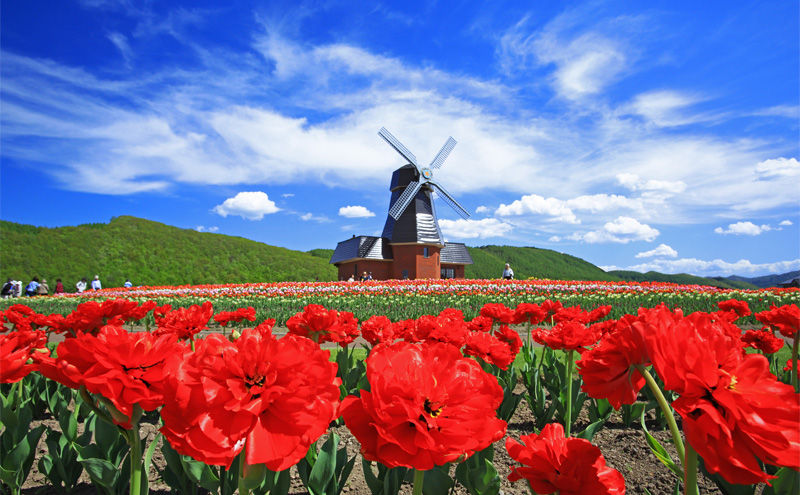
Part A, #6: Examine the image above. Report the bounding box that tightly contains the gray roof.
[441,242,473,264]
[329,236,393,264]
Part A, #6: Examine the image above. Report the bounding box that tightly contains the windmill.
[328,128,474,280]
[377,127,470,244]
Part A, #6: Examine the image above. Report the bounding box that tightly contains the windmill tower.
[328,128,473,280]
[377,127,470,244]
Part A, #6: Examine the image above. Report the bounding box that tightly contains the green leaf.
[575,418,606,442]
[240,462,267,491]
[640,409,683,479]
[422,465,455,495]
[180,454,221,492]
[763,467,800,495]
[336,455,357,495]
[77,456,121,489]
[309,433,339,494]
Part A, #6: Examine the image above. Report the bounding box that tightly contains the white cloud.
[439,218,513,239]
[212,192,280,220]
[338,205,375,218]
[755,157,800,179]
[282,193,295,197]
[713,221,772,236]
[611,258,800,276]
[615,173,686,195]
[300,212,330,222]
[475,206,490,214]
[194,226,219,233]
[107,32,134,65]
[569,216,659,243]
[780,220,793,226]
[498,14,629,99]
[635,244,678,258]
[624,90,706,127]
[496,194,579,224]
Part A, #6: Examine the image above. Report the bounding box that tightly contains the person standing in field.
[25,277,40,297]
[76,277,88,293]
[1,278,13,298]
[124,279,133,288]
[54,278,65,295]
[91,275,102,291]
[502,263,514,280]
[37,279,50,296]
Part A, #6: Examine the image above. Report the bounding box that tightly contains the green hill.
[1,216,338,287]
[608,270,758,290]
[465,245,619,281]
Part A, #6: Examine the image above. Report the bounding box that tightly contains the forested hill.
[1,216,339,287]
[464,245,618,281]
[0,216,764,289]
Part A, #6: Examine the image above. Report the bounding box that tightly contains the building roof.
[441,242,473,265]
[329,236,392,264]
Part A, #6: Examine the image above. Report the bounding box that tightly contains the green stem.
[13,380,23,408]
[791,337,799,392]
[130,416,143,495]
[684,444,699,495]
[238,448,250,495]
[412,469,425,495]
[79,387,121,431]
[634,364,686,467]
[564,350,574,437]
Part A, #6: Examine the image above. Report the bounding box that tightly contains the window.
[423,247,429,258]
[441,268,455,279]
[402,269,409,280]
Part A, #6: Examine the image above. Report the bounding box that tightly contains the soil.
[18,386,736,495]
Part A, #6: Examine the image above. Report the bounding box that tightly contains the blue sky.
[2,0,798,278]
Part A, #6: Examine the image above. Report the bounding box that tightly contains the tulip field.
[1,279,799,495]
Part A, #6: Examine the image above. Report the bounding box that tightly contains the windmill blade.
[429,137,457,169]
[389,181,422,220]
[378,127,419,168]
[431,181,470,219]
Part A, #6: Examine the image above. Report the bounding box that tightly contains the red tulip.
[38,326,186,427]
[213,307,256,326]
[361,315,395,346]
[0,328,47,383]
[160,330,340,470]
[153,301,214,341]
[341,341,506,470]
[740,329,785,354]
[507,423,625,494]
[646,312,800,484]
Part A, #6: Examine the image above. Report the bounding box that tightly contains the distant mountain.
[607,270,759,290]
[722,270,800,288]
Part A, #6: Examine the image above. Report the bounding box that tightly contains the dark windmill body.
[330,128,473,280]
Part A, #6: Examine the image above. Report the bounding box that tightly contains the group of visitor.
[1,275,134,298]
